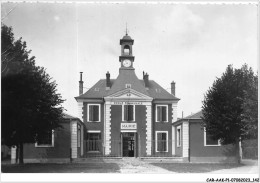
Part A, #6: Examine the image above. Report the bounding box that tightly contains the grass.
[1,163,120,173]
[151,163,244,173]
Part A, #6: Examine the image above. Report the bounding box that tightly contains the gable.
[105,88,153,102]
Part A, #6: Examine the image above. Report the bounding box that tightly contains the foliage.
[1,24,64,163]
[202,64,257,145]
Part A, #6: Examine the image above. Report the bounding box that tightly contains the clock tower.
[119,32,135,69]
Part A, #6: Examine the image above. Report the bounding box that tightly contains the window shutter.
[124,105,128,121]
[157,106,162,122]
[89,105,93,121]
[162,133,167,151]
[162,106,167,121]
[128,105,134,121]
[157,133,162,151]
[93,105,99,121]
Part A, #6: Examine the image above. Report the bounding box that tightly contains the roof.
[62,112,83,124]
[76,79,115,99]
[122,35,132,40]
[173,110,203,125]
[75,69,179,101]
[107,69,150,96]
[183,110,203,119]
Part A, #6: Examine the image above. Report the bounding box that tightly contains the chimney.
[106,71,111,90]
[79,72,83,95]
[171,81,175,96]
[143,72,149,88]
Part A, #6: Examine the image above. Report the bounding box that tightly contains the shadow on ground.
[1,163,120,173]
[150,163,244,173]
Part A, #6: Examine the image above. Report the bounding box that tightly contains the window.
[177,126,181,147]
[122,105,135,121]
[156,131,168,152]
[77,125,81,148]
[35,130,54,147]
[123,45,130,55]
[125,84,131,88]
[204,128,221,146]
[88,104,101,122]
[156,105,168,122]
[87,132,101,152]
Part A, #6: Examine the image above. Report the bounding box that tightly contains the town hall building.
[75,33,180,158]
[7,32,238,164]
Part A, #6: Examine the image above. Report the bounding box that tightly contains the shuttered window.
[156,131,168,152]
[88,104,100,122]
[123,105,134,121]
[156,105,168,122]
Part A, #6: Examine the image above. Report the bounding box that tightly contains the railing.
[84,140,177,158]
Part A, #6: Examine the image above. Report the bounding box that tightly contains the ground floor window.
[87,132,101,151]
[204,128,221,146]
[177,126,181,147]
[35,130,54,147]
[156,131,168,152]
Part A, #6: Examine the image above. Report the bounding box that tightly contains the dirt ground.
[1,158,258,173]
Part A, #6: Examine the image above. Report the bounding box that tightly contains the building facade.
[10,113,84,164]
[75,33,179,157]
[173,111,238,163]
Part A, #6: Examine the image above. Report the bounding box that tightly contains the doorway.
[122,133,136,157]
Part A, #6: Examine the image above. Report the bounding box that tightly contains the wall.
[23,122,71,161]
[152,104,173,156]
[110,105,122,156]
[136,105,146,157]
[83,102,104,155]
[175,124,182,157]
[189,120,237,163]
[110,105,147,157]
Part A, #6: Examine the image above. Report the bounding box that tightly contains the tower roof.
[122,34,132,40]
[120,34,134,44]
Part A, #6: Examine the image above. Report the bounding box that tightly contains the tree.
[1,24,64,164]
[202,64,258,163]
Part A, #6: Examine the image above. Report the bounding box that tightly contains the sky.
[1,2,258,119]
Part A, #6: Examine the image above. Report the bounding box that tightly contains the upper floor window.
[35,130,54,147]
[156,105,168,122]
[156,131,168,152]
[123,45,130,55]
[125,84,131,89]
[122,105,135,121]
[204,128,221,146]
[88,104,101,122]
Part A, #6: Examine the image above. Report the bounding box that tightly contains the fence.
[84,140,177,158]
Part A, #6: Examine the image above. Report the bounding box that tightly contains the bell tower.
[119,31,135,69]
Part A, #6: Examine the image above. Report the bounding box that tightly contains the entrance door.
[122,133,135,157]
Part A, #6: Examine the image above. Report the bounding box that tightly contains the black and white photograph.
[1,1,259,182]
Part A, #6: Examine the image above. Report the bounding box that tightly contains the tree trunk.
[19,142,24,164]
[236,138,241,164]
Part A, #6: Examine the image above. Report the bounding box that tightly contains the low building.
[173,111,238,163]
[10,113,84,163]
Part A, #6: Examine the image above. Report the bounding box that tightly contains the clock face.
[123,59,131,67]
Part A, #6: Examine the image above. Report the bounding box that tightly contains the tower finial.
[126,22,128,36]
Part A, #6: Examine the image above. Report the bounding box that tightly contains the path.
[105,158,174,173]
[208,159,258,174]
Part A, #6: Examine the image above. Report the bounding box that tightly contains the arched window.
[123,45,130,55]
